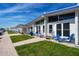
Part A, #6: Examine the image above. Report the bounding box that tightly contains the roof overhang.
[27,5,79,26]
[45,5,79,16]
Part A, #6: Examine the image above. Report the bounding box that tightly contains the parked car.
[0,28,5,35]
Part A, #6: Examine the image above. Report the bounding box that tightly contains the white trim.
[44,16,48,37]
[75,10,79,46]
[61,23,63,37]
[46,4,78,15]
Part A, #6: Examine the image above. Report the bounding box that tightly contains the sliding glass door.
[49,25,53,33]
[36,26,41,35]
[56,23,70,36]
[63,23,70,36]
[56,24,62,36]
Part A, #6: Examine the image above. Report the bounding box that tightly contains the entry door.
[49,24,53,35]
[56,23,70,36]
[38,26,40,34]
[63,23,70,36]
[56,24,62,36]
[36,26,41,35]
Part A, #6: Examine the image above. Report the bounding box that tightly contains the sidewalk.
[9,33,22,36]
[13,35,79,49]
[0,32,18,56]
[13,36,46,46]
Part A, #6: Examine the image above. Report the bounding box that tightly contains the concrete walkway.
[13,34,79,49]
[9,33,22,36]
[13,36,76,48]
[0,32,18,56]
[13,36,46,46]
[47,39,79,49]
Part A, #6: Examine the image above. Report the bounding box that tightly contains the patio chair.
[38,33,44,38]
[52,34,62,42]
[30,31,33,36]
[64,34,75,43]
[40,35,44,38]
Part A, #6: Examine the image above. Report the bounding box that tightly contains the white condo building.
[24,4,79,46]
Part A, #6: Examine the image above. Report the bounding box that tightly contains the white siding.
[40,25,44,35]
[46,19,75,37]
[32,25,36,34]
[53,24,56,36]
[47,23,52,36]
[70,23,75,35]
[47,23,56,36]
[75,11,79,46]
[35,24,44,35]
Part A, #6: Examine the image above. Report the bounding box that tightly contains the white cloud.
[10,15,26,18]
[0,15,26,20]
[0,3,33,14]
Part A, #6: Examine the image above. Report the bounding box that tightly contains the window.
[35,19,44,24]
[63,23,70,36]
[38,26,40,33]
[56,23,70,36]
[48,12,75,22]
[43,25,44,33]
[56,24,61,36]
[48,16,58,22]
[36,26,41,34]
[49,25,52,33]
[59,12,75,20]
[36,26,38,34]
[31,27,32,31]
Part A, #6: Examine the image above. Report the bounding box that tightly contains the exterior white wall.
[26,27,29,34]
[26,10,79,46]
[34,26,36,34]
[70,23,75,35]
[47,23,56,36]
[44,17,48,37]
[75,11,79,46]
[53,24,56,36]
[47,23,53,36]
[35,24,44,35]
[32,25,36,34]
[40,24,44,35]
[46,19,75,37]
[18,28,23,33]
[30,12,78,46]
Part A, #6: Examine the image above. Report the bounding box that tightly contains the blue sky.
[0,3,77,28]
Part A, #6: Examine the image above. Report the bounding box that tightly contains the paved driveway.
[0,32,17,56]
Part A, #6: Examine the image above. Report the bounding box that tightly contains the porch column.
[44,16,48,37]
[26,27,29,34]
[32,24,36,35]
[34,25,36,35]
[40,25,43,35]
[75,10,79,46]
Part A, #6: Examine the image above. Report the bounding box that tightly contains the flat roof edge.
[26,4,79,26]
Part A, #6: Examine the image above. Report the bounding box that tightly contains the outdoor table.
[60,36,69,41]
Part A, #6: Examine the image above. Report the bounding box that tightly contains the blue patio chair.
[52,34,62,42]
[30,31,33,36]
[39,33,43,38]
[33,32,35,36]
[65,34,75,43]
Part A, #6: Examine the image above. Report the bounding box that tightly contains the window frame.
[63,23,70,36]
[56,24,62,36]
[48,16,58,23]
[59,12,75,21]
[43,25,44,33]
[49,25,53,33]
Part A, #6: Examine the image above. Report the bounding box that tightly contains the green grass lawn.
[7,30,17,34]
[10,35,33,43]
[15,41,79,56]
